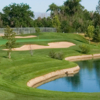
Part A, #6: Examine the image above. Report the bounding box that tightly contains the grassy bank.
[0,32,100,100]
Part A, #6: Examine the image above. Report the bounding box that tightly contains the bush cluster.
[79,44,90,54]
[49,51,64,60]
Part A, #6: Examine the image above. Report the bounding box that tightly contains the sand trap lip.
[15,35,37,38]
[10,42,75,51]
[27,66,80,87]
[65,54,100,61]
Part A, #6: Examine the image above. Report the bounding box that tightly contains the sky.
[0,0,99,18]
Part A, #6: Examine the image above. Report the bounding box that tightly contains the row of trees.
[0,0,100,33]
[46,0,100,33]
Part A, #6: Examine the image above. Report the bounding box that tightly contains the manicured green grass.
[0,32,100,100]
[0,32,89,46]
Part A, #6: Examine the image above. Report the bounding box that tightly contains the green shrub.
[55,52,64,60]
[93,34,100,42]
[79,44,90,54]
[49,51,64,60]
[49,51,56,58]
[35,27,40,33]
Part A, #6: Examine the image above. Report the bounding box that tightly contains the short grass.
[0,32,100,100]
[0,32,89,46]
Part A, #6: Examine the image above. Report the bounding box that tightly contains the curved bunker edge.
[27,66,80,88]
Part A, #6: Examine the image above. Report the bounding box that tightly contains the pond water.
[37,59,100,92]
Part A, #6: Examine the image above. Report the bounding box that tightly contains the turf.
[0,32,100,100]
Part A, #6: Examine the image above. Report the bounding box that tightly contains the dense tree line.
[0,0,100,34]
[46,0,96,33]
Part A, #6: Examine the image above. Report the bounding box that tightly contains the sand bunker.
[11,42,75,51]
[15,35,37,38]
[0,34,37,38]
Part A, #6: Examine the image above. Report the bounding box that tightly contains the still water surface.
[37,59,100,92]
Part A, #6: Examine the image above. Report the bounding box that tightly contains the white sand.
[15,35,37,38]
[0,34,37,38]
[11,42,75,51]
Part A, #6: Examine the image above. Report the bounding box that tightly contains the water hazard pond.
[37,59,100,92]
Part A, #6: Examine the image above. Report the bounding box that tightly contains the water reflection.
[37,59,100,92]
[93,60,100,87]
[66,73,81,89]
[77,60,94,72]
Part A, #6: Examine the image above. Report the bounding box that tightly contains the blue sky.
[0,0,99,18]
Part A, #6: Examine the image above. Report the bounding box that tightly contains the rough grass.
[0,32,100,100]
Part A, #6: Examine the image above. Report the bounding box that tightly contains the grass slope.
[0,32,100,100]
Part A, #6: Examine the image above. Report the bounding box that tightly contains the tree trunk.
[89,38,90,44]
[30,45,33,56]
[8,50,11,59]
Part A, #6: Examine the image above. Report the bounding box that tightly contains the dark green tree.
[64,0,82,16]
[35,17,43,27]
[0,3,34,27]
[93,12,100,27]
[47,3,59,18]
[61,20,75,33]
[46,17,53,27]
[0,16,3,27]
[3,25,16,59]
[93,26,100,42]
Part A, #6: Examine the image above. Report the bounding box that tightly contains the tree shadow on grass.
[2,56,8,58]
[75,50,81,53]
